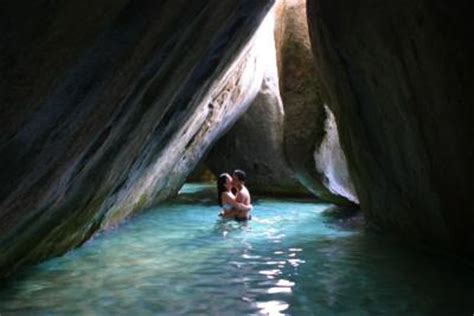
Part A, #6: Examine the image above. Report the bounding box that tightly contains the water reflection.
[213,218,250,237]
[1,184,473,315]
[255,300,289,315]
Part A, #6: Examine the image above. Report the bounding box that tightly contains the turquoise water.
[1,183,474,315]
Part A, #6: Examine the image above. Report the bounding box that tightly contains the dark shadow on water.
[3,182,474,315]
[286,229,474,315]
[175,189,216,206]
[321,205,364,231]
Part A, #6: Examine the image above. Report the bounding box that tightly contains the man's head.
[232,169,246,185]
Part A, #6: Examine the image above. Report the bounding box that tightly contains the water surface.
[1,183,473,315]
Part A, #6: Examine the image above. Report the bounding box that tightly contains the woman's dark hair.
[217,173,229,206]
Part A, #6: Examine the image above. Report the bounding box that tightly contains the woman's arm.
[222,193,252,211]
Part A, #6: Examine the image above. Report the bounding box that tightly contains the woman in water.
[217,173,252,220]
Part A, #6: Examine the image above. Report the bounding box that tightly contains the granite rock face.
[307,0,474,255]
[314,105,359,204]
[278,0,355,204]
[0,0,274,278]
[205,9,307,196]
[206,0,356,203]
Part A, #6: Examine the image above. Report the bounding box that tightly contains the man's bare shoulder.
[240,186,251,203]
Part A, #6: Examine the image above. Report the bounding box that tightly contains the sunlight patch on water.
[1,184,474,315]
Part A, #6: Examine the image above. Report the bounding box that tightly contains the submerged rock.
[307,0,474,255]
[0,0,274,278]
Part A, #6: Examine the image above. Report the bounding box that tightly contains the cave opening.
[1,0,473,313]
[185,0,359,207]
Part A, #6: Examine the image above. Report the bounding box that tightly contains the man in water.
[232,169,252,220]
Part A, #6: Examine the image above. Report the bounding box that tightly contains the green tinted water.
[1,184,473,315]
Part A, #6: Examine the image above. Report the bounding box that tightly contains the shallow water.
[1,183,474,315]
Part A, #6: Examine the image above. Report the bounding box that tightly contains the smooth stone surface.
[278,0,355,204]
[0,0,274,278]
[206,0,356,203]
[205,7,306,196]
[307,0,474,255]
[314,105,359,203]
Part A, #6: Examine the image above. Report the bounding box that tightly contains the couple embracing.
[217,169,252,221]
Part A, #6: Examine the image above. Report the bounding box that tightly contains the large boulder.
[278,0,356,204]
[307,0,474,255]
[205,9,306,196]
[206,0,357,204]
[0,0,274,278]
[314,105,359,203]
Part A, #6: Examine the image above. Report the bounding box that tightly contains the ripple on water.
[1,184,474,315]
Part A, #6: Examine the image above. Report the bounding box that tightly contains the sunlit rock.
[277,0,353,204]
[314,106,358,203]
[205,8,306,195]
[0,0,274,278]
[206,0,355,204]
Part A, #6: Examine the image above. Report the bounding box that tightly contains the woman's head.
[217,173,232,206]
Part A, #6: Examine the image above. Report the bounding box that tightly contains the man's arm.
[223,192,252,211]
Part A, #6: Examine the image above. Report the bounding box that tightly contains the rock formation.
[2,0,471,280]
[314,105,359,203]
[278,0,356,204]
[205,7,307,196]
[307,0,474,255]
[0,0,274,278]
[205,0,357,204]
